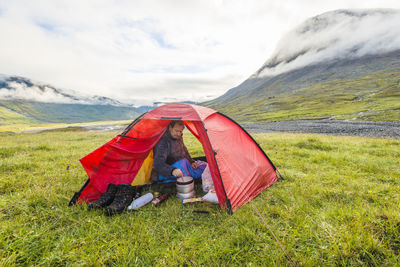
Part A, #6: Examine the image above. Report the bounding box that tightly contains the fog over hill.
[255,9,400,78]
[0,74,127,106]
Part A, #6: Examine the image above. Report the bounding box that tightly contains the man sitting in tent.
[151,120,207,183]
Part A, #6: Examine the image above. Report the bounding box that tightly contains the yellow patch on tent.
[131,150,153,186]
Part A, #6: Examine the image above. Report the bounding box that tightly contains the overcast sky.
[1,0,400,105]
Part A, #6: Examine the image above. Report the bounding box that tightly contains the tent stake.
[68,178,90,206]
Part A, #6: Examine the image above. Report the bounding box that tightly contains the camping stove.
[176,176,195,199]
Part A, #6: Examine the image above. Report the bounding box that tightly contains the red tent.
[72,103,279,212]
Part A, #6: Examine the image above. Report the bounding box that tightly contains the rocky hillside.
[206,9,400,122]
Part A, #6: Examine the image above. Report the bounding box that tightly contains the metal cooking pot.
[176,176,194,193]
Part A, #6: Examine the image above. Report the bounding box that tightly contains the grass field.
[1,129,399,266]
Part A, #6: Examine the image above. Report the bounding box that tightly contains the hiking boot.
[87,183,118,210]
[105,184,135,216]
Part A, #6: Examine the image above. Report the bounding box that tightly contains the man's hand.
[172,168,183,177]
[191,162,199,169]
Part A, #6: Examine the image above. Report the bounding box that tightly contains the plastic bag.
[201,164,214,192]
[201,189,219,204]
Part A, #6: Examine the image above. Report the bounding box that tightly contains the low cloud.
[257,9,400,77]
[0,76,123,106]
[0,81,81,104]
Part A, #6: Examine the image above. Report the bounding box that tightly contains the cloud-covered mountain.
[0,74,126,106]
[0,74,144,125]
[254,9,400,78]
[206,9,400,122]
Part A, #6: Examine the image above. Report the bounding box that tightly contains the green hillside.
[207,67,400,122]
[0,105,37,125]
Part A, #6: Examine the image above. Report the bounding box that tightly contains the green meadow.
[1,129,399,266]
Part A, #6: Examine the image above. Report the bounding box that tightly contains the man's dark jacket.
[151,129,194,181]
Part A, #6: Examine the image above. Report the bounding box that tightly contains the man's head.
[168,120,185,139]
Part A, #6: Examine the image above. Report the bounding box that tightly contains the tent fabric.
[142,102,216,121]
[203,113,278,209]
[79,127,167,202]
[78,103,278,211]
[131,149,153,186]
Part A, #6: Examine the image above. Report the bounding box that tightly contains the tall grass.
[1,129,399,265]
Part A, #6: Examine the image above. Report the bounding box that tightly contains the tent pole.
[120,113,145,136]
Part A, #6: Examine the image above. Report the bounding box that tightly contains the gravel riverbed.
[241,119,400,139]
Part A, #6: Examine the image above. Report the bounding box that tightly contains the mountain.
[0,75,143,126]
[205,9,400,122]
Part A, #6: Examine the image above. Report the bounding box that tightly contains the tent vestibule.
[74,103,279,212]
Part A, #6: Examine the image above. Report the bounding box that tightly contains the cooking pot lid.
[176,176,193,185]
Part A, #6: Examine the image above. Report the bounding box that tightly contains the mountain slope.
[205,9,400,122]
[0,100,141,124]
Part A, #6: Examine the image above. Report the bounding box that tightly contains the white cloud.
[0,0,400,104]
